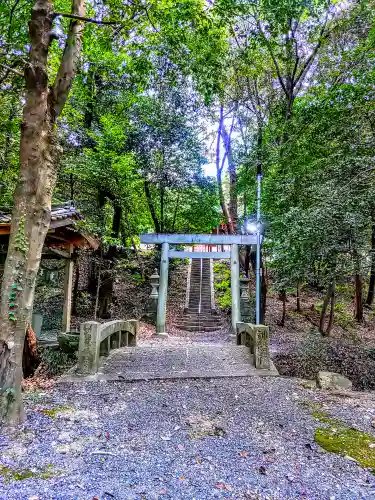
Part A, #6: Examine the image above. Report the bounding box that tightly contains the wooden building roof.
[0,202,99,256]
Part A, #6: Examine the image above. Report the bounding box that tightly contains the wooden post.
[62,244,74,332]
[156,242,169,337]
[231,244,241,333]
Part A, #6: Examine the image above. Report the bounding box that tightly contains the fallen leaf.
[239,451,249,458]
[158,490,168,495]
[177,444,184,451]
[28,497,40,500]
[180,476,185,481]
[161,435,172,441]
[106,433,110,440]
[216,482,233,491]
[195,455,202,464]
[258,466,267,475]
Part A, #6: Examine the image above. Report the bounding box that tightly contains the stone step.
[174,325,223,332]
[187,306,213,310]
[175,318,222,326]
[183,311,219,319]
[174,323,222,330]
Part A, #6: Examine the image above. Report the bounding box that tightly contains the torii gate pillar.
[230,243,241,331]
[156,242,169,337]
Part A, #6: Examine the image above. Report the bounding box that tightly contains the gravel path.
[1,376,375,500]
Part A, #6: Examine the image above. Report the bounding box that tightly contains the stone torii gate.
[140,233,258,336]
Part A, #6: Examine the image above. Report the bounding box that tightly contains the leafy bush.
[38,347,76,377]
[214,260,231,311]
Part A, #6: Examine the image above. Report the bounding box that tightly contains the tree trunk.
[326,282,335,336]
[171,193,180,233]
[355,273,363,322]
[216,168,234,233]
[279,290,286,327]
[244,245,251,277]
[124,208,144,279]
[216,106,234,234]
[319,280,335,336]
[144,181,161,233]
[111,203,122,239]
[22,323,39,378]
[296,281,301,312]
[160,186,165,233]
[366,221,375,306]
[0,0,85,424]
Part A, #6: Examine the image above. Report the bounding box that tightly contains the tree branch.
[294,3,331,92]
[50,0,86,120]
[0,63,23,77]
[53,12,121,25]
[257,21,288,97]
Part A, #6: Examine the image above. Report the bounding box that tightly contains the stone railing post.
[236,322,270,370]
[78,321,101,374]
[253,325,270,369]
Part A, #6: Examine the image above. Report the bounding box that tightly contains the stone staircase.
[174,258,223,332]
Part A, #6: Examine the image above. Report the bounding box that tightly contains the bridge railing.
[236,322,270,369]
[78,319,138,374]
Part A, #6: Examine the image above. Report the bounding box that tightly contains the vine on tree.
[8,217,28,322]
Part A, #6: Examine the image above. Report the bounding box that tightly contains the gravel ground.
[1,377,375,500]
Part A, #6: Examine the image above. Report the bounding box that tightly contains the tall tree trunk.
[123,208,144,279]
[326,282,335,336]
[0,0,85,424]
[244,245,251,277]
[171,193,180,233]
[319,280,335,336]
[216,169,233,233]
[216,106,234,234]
[160,186,165,233]
[279,290,286,327]
[296,281,301,312]
[144,180,161,233]
[111,202,122,239]
[221,124,237,231]
[355,273,363,322]
[366,220,375,306]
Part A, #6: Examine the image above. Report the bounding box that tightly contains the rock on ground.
[317,371,353,391]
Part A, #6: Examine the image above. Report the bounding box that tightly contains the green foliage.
[213,261,231,311]
[38,348,76,377]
